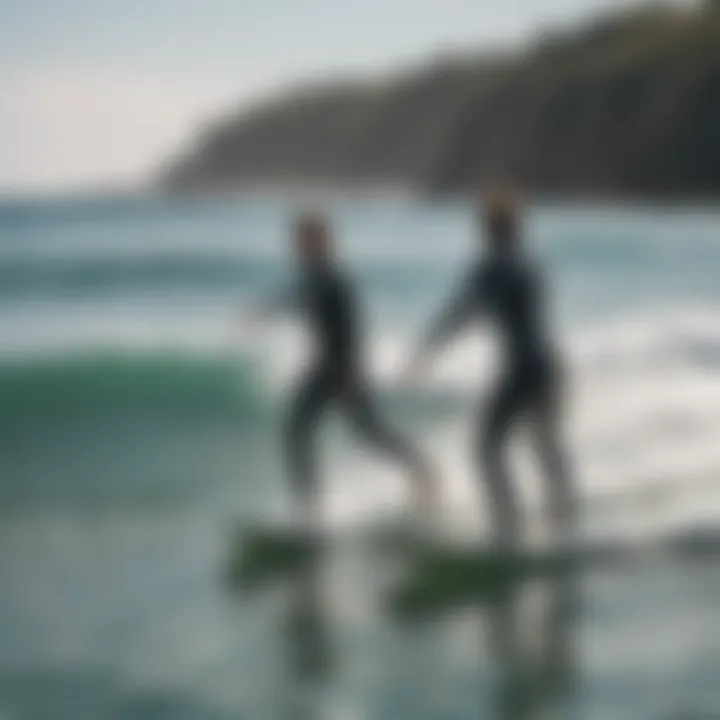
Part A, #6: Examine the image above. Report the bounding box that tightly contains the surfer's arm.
[407,270,482,377]
[422,272,482,355]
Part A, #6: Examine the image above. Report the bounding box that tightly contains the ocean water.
[0,194,719,719]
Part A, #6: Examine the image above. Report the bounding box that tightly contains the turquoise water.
[1,194,719,718]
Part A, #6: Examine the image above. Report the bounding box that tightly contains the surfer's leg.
[285,369,332,524]
[529,372,576,539]
[477,378,523,547]
[344,385,436,513]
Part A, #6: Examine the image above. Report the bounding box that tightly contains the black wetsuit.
[423,253,572,543]
[275,265,428,508]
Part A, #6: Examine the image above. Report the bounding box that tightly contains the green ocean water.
[0,195,719,718]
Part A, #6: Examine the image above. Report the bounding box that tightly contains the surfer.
[251,211,436,528]
[407,188,574,547]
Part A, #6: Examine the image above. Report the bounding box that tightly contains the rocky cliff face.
[163,4,720,199]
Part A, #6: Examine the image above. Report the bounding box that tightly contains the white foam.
[3,296,720,536]
[304,305,720,536]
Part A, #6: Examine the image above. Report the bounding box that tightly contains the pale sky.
[0,0,677,191]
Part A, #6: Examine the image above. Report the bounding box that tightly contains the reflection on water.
[226,538,337,720]
[487,575,578,720]
[281,565,334,720]
[221,534,720,718]
[284,566,332,686]
[226,538,580,720]
[2,513,720,719]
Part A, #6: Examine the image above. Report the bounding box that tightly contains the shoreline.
[4,183,720,213]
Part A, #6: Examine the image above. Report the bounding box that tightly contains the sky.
[0,0,681,191]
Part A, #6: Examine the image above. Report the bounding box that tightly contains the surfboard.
[389,524,720,619]
[388,545,579,619]
[226,523,323,591]
[225,512,423,585]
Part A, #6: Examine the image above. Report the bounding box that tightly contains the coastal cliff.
[163,3,720,199]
